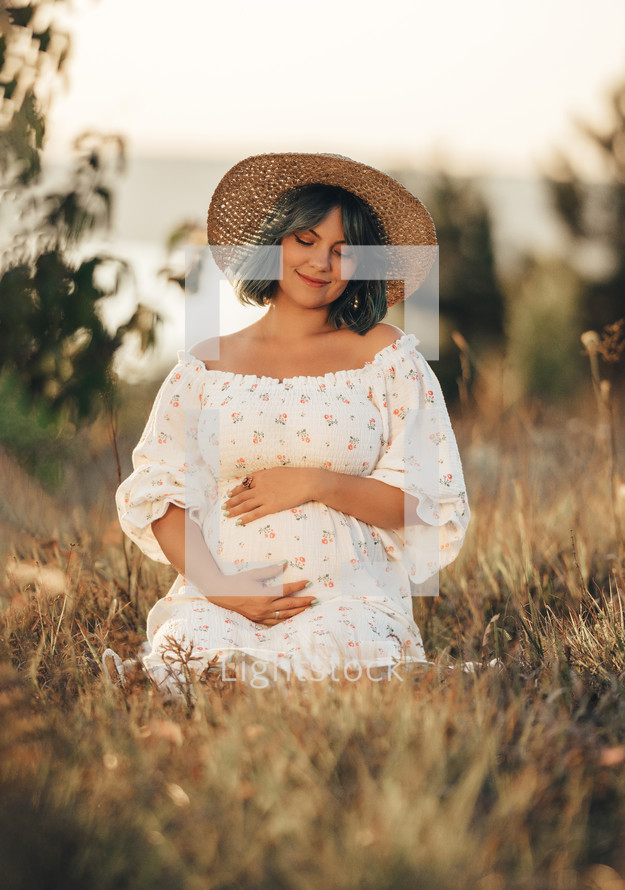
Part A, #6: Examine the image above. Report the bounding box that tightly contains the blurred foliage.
[427,173,505,350]
[0,0,161,480]
[395,170,506,402]
[0,0,71,186]
[504,255,585,403]
[157,220,206,291]
[0,365,76,490]
[545,72,625,374]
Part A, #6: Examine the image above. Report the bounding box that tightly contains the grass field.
[1,388,625,890]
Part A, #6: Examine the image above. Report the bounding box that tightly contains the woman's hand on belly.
[223,467,318,525]
[207,562,318,626]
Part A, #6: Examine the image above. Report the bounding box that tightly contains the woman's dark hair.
[229,184,389,335]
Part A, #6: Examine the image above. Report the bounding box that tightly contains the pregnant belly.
[202,501,391,597]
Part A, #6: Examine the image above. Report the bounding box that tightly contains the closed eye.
[294,233,354,258]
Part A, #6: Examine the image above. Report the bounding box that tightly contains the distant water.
[1,154,570,381]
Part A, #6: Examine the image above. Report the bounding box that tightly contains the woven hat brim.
[206,152,437,306]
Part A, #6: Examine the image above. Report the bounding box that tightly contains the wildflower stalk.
[452,331,472,420]
[103,390,133,598]
[581,330,623,559]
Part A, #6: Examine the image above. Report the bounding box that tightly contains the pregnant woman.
[113,152,470,692]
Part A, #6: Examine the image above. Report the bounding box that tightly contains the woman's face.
[273,205,358,311]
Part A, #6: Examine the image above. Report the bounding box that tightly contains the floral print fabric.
[116,333,469,687]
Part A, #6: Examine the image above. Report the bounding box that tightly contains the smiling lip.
[296,271,330,287]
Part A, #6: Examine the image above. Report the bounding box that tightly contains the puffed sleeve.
[365,334,470,585]
[115,353,218,563]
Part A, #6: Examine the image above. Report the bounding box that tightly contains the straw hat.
[206,152,437,305]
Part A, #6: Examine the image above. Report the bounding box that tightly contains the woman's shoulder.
[186,335,221,367]
[361,323,406,355]
[359,324,422,366]
[187,333,252,372]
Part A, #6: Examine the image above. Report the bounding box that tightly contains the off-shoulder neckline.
[176,333,419,385]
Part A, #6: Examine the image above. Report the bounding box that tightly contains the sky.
[42,0,625,180]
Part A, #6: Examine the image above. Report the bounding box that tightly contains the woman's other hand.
[209,561,318,626]
[222,468,318,525]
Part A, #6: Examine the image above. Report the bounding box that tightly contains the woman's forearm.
[150,504,313,619]
[151,504,223,596]
[311,469,426,529]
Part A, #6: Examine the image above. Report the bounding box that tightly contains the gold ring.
[242,475,253,489]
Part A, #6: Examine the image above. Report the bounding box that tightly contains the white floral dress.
[116,333,469,688]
